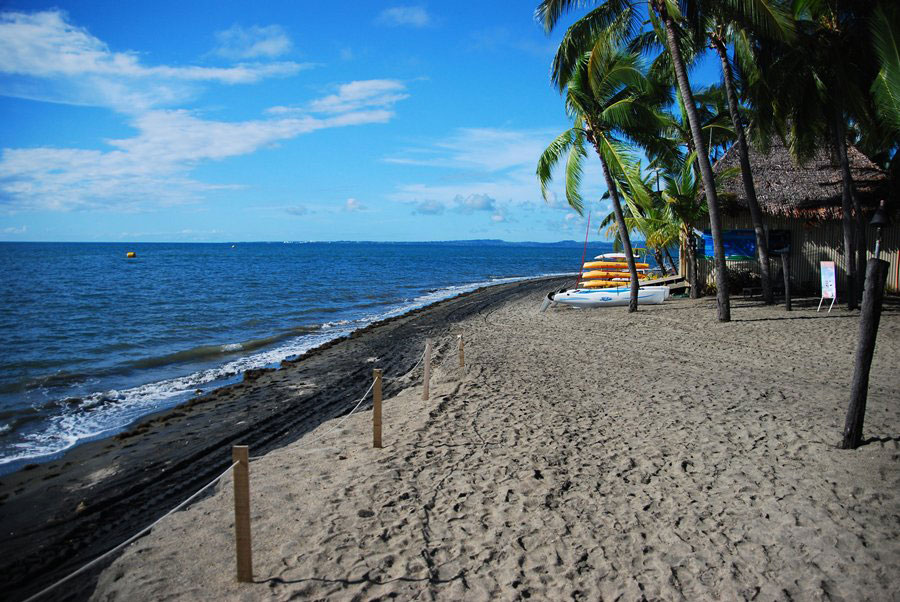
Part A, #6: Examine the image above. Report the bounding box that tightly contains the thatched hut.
[689,137,899,295]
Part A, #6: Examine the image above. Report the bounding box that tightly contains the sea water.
[0,240,625,473]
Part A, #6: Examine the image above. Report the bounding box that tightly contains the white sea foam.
[0,273,570,468]
[221,343,244,352]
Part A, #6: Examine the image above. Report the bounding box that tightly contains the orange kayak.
[582,261,650,269]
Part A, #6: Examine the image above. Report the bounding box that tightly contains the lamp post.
[870,200,889,259]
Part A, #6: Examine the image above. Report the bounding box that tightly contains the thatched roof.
[712,137,891,221]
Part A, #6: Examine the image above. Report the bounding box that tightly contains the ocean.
[0,240,628,473]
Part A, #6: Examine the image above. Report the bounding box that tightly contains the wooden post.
[422,338,432,401]
[232,445,253,582]
[458,334,464,369]
[781,252,791,311]
[373,369,382,448]
[841,259,889,449]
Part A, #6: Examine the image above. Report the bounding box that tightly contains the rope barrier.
[249,345,429,461]
[28,339,439,600]
[23,460,241,602]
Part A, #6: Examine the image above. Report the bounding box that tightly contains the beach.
[1,277,572,602]
[70,284,900,600]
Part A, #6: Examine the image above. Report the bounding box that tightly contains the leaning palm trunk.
[654,249,666,275]
[661,10,730,321]
[713,40,773,305]
[686,233,700,298]
[833,116,859,310]
[664,247,678,274]
[597,158,641,312]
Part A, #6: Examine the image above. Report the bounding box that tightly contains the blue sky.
[0,1,720,242]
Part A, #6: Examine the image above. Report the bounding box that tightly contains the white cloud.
[376,7,432,28]
[213,24,292,59]
[2,225,26,233]
[344,198,365,212]
[386,126,601,228]
[0,100,403,212]
[0,10,309,111]
[454,193,495,213]
[412,199,444,215]
[386,127,557,173]
[308,80,408,114]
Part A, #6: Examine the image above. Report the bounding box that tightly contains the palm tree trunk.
[654,249,666,275]
[713,39,773,305]
[660,8,731,321]
[854,193,867,303]
[834,115,859,310]
[597,158,640,312]
[664,247,678,274]
[687,233,700,298]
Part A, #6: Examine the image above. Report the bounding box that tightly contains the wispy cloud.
[0,10,309,112]
[284,205,309,216]
[376,6,432,28]
[213,24,293,59]
[388,126,599,226]
[412,199,444,215]
[267,80,408,115]
[0,83,409,212]
[386,127,557,172]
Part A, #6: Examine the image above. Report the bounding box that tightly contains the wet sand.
[90,291,899,601]
[0,277,567,602]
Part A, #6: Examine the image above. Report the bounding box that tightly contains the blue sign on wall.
[702,229,757,259]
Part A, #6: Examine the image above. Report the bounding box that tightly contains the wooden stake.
[841,259,889,449]
[232,445,253,583]
[782,253,792,311]
[458,334,465,369]
[422,338,432,401]
[373,369,383,448]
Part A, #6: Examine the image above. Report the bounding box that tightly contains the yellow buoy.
[126,251,136,258]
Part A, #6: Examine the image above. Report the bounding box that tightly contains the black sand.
[0,276,567,602]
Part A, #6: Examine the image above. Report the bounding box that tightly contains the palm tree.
[870,1,900,161]
[750,1,880,309]
[599,164,679,275]
[538,42,666,312]
[538,0,733,321]
[704,1,795,305]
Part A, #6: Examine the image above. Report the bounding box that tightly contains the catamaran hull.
[548,286,669,308]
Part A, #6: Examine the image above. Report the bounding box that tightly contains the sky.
[0,1,720,243]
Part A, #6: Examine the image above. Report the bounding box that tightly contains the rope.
[296,343,428,448]
[25,340,436,600]
[23,460,241,602]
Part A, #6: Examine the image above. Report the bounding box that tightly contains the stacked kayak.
[539,253,669,310]
[579,253,650,289]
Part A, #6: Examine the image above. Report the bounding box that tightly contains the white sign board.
[818,261,837,312]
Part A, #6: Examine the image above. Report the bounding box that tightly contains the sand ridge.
[92,294,900,601]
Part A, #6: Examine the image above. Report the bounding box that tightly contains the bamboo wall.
[688,215,900,295]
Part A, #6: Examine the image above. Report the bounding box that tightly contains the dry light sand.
[91,291,899,601]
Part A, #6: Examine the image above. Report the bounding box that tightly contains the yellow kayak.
[582,261,650,269]
[581,270,647,279]
[579,280,630,288]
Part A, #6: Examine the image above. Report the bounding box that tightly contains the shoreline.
[0,275,569,602]
[0,272,575,477]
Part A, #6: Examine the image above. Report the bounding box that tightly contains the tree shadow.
[860,435,900,447]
